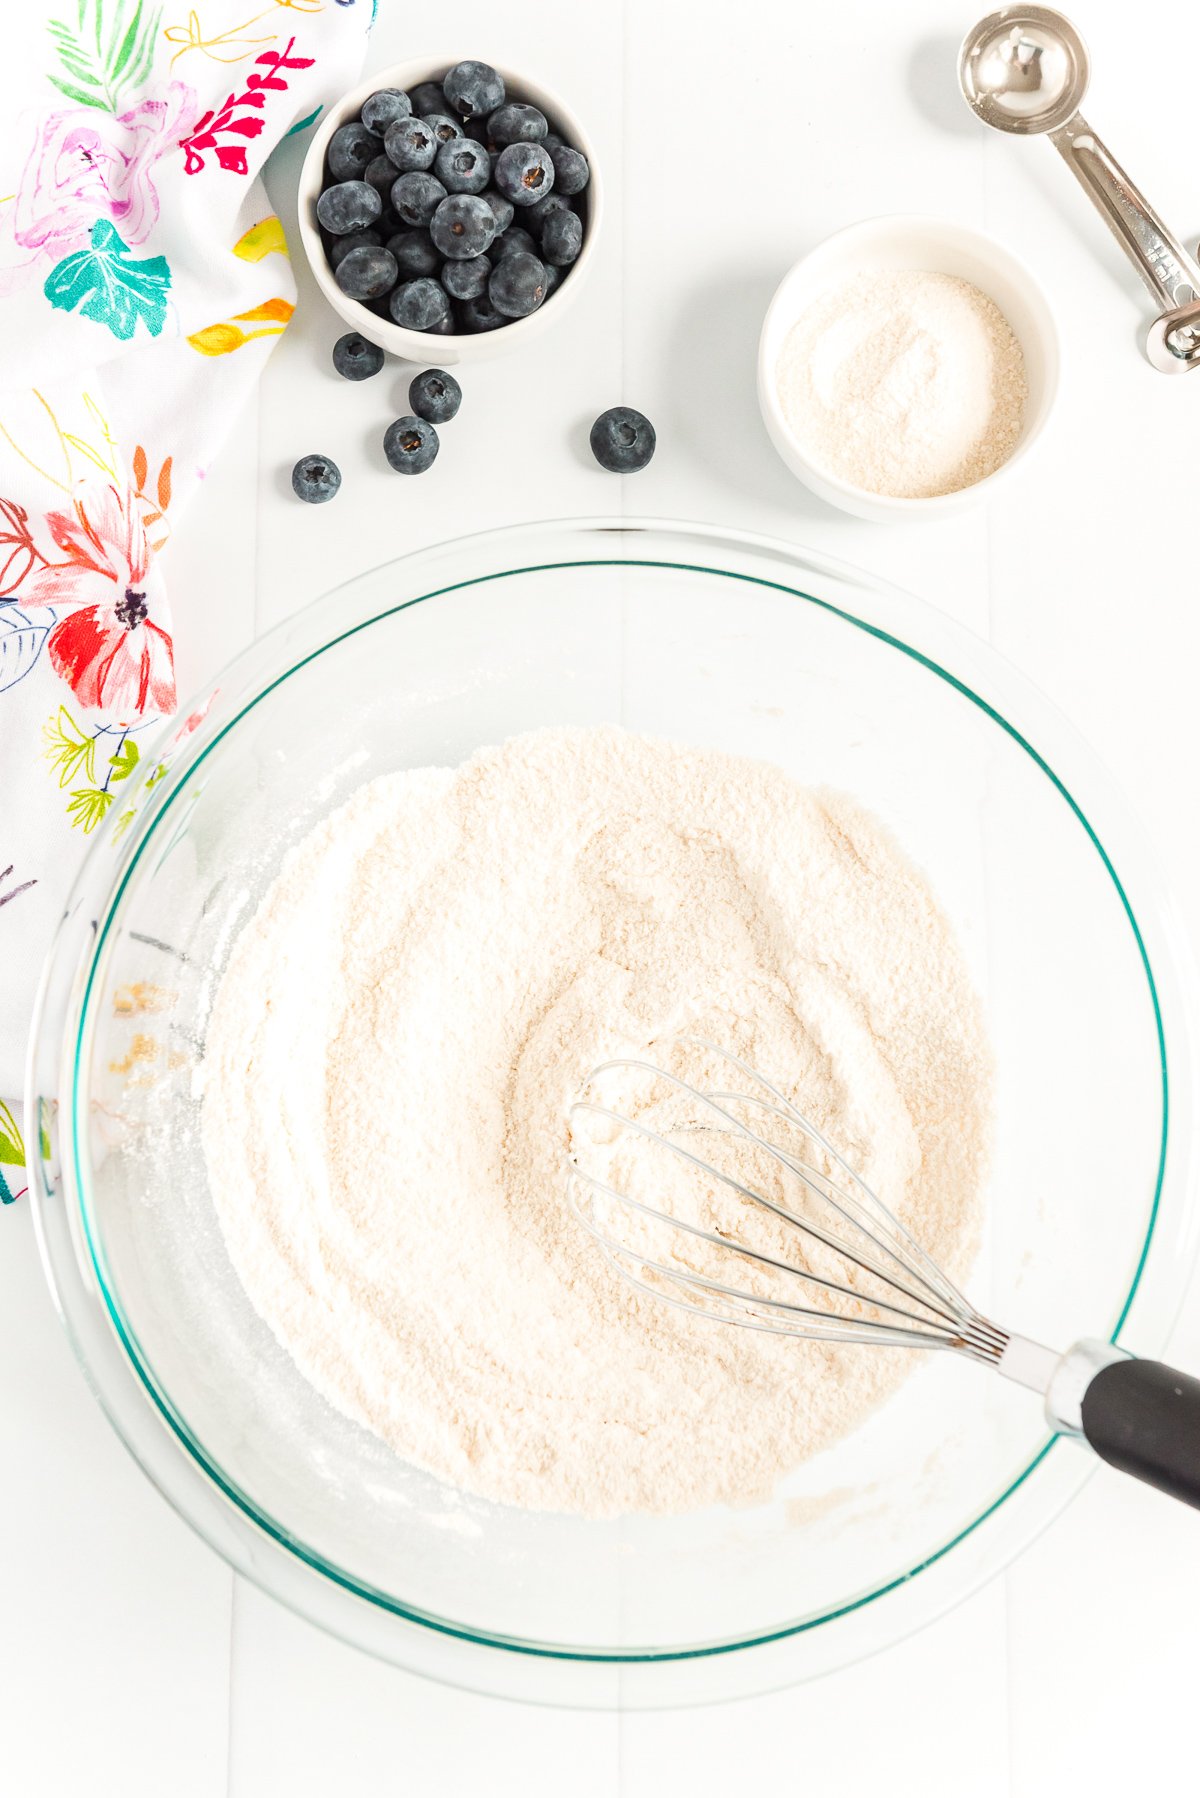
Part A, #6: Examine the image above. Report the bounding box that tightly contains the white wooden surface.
[5,1,1200,1790]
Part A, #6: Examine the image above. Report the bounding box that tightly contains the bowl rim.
[756,213,1062,521]
[296,55,603,365]
[26,515,1200,1705]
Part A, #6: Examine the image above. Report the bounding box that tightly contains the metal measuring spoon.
[959,6,1200,372]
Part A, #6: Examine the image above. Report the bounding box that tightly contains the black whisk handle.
[1080,1357,1200,1509]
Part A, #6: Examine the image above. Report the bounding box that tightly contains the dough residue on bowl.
[200,726,991,1517]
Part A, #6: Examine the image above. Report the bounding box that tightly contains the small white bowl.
[297,57,602,366]
[757,215,1059,521]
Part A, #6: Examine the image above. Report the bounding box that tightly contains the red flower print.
[20,482,175,716]
[180,39,315,176]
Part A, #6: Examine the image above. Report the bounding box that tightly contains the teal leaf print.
[47,0,162,114]
[44,221,171,341]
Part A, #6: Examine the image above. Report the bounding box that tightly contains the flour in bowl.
[200,727,991,1517]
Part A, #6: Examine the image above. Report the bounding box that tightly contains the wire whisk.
[567,1038,1200,1510]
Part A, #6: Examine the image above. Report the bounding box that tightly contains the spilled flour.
[201,727,991,1517]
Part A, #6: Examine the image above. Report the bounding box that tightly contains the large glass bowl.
[26,519,1199,1707]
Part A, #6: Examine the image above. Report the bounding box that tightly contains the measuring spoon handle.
[1049,113,1200,314]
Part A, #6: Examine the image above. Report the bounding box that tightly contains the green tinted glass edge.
[71,555,1168,1664]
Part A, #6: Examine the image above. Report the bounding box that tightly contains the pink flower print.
[10,83,198,269]
[20,481,175,716]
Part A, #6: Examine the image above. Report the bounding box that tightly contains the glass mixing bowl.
[27,519,1199,1706]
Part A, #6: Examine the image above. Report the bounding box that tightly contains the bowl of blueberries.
[298,56,600,365]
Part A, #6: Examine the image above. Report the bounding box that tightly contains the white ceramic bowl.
[297,58,602,366]
[757,215,1060,522]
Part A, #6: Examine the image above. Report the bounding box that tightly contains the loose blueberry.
[390,170,447,228]
[457,292,507,332]
[332,331,384,381]
[489,249,546,318]
[430,193,496,260]
[481,189,515,235]
[540,209,582,267]
[443,59,504,120]
[384,115,436,171]
[526,189,572,237]
[410,80,448,118]
[494,141,555,207]
[363,153,398,199]
[434,136,491,195]
[486,103,548,148]
[441,252,491,299]
[292,454,342,502]
[317,180,382,234]
[385,228,440,280]
[493,225,537,262]
[361,88,411,135]
[409,367,462,423]
[389,277,451,332]
[548,142,590,195]
[334,244,398,300]
[326,121,381,182]
[329,227,381,268]
[384,414,439,473]
[590,406,656,473]
[423,112,463,146]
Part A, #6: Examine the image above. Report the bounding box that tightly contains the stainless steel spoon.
[959,6,1200,372]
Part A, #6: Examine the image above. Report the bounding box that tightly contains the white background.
[4,0,1200,1791]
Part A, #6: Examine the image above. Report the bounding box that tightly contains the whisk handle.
[1080,1356,1200,1510]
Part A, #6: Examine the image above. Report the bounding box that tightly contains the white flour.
[201,727,991,1517]
[776,270,1027,497]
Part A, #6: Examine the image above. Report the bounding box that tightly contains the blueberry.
[481,189,515,235]
[326,121,381,182]
[329,227,381,268]
[540,208,582,267]
[317,180,382,234]
[430,193,496,260]
[361,88,411,135]
[441,252,491,299]
[457,292,507,332]
[409,368,462,423]
[543,261,564,298]
[385,228,440,280]
[384,414,439,473]
[494,141,555,207]
[363,153,398,199]
[493,225,537,261]
[489,249,546,318]
[428,311,457,335]
[423,112,463,145]
[486,103,548,148]
[543,131,564,151]
[384,115,436,171]
[333,244,398,299]
[590,407,656,473]
[292,454,341,502]
[410,80,448,118]
[332,331,384,380]
[526,190,572,237]
[548,142,590,195]
[389,277,451,332]
[443,60,504,121]
[434,136,491,195]
[390,170,447,228]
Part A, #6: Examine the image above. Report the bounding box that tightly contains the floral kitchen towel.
[0,0,368,1130]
